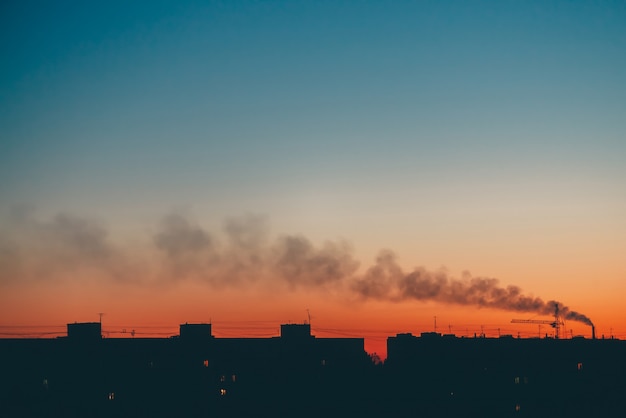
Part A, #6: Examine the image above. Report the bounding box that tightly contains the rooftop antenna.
[434,316,437,333]
[97,312,105,339]
[306,309,311,326]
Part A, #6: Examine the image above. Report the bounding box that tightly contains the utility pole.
[434,316,437,333]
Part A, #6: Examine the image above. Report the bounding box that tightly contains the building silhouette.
[1,322,624,417]
[384,331,625,416]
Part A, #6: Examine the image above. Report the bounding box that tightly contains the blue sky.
[1,0,624,267]
[2,1,626,345]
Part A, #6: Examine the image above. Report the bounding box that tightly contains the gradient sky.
[1,0,625,356]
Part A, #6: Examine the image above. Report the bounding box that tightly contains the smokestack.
[592,325,596,340]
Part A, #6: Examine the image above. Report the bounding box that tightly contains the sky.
[1,0,625,357]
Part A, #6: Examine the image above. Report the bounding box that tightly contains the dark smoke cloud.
[154,213,214,258]
[222,214,271,282]
[351,250,402,299]
[153,213,222,283]
[0,210,593,326]
[351,250,594,326]
[559,307,594,326]
[0,209,135,283]
[152,212,358,288]
[272,235,359,287]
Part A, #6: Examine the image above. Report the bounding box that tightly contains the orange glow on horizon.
[1,277,624,360]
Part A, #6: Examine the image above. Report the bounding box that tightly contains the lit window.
[514,377,520,384]
[220,388,227,396]
[515,404,521,412]
[108,392,115,401]
[231,374,236,382]
[577,362,583,371]
[203,359,209,367]
[321,359,326,366]
[220,375,225,382]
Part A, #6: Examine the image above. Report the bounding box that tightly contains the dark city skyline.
[1,1,625,415]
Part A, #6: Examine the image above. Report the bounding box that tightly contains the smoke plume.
[151,213,359,288]
[0,208,136,283]
[0,210,592,325]
[352,250,593,326]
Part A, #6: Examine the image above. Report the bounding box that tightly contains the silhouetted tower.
[592,325,596,339]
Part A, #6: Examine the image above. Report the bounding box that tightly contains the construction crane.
[511,303,565,339]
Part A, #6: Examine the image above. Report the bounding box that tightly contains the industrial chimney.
[591,325,596,340]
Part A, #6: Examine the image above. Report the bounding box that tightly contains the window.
[514,377,520,384]
[577,362,583,371]
[231,374,236,382]
[321,359,326,366]
[108,392,115,401]
[515,404,521,412]
[220,388,227,396]
[42,378,48,389]
[203,359,209,367]
[220,375,225,382]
